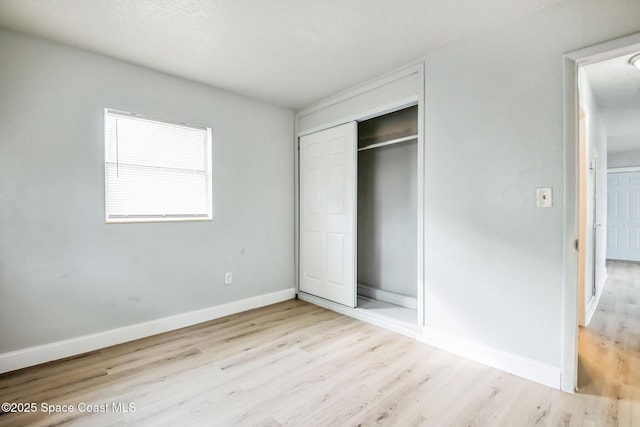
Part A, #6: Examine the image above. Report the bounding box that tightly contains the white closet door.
[300,122,356,307]
[608,171,640,261]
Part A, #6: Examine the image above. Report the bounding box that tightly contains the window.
[104,109,212,223]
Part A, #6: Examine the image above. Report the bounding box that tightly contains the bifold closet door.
[299,122,357,307]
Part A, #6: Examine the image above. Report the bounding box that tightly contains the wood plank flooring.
[0,263,638,426]
[577,260,640,424]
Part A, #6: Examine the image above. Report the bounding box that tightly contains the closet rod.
[357,134,417,152]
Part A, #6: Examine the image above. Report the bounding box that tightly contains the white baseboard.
[418,326,562,389]
[298,292,417,338]
[299,291,559,389]
[0,288,295,374]
[357,283,417,310]
[585,271,608,326]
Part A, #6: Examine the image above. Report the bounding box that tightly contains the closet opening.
[356,105,418,326]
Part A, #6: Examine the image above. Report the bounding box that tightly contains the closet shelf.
[357,134,418,152]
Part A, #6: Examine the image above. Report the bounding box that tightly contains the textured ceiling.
[583,53,640,153]
[0,0,564,109]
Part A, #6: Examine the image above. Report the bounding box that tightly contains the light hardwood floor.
[578,261,640,415]
[0,265,638,426]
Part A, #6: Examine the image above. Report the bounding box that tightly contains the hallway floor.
[578,260,640,407]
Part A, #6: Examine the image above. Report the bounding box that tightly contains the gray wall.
[423,0,640,367]
[357,142,417,297]
[608,149,640,168]
[0,29,294,353]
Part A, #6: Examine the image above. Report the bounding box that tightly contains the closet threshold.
[298,291,417,338]
[357,134,417,151]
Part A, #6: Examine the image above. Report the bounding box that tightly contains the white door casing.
[607,171,640,262]
[299,122,357,307]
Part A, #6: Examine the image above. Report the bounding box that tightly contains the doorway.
[576,69,607,328]
[562,32,640,393]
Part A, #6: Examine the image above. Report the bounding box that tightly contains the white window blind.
[104,109,212,223]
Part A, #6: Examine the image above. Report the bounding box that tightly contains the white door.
[299,122,356,307]
[607,171,640,261]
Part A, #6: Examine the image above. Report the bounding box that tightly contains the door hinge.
[574,239,579,251]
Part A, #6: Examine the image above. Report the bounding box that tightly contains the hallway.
[578,260,640,401]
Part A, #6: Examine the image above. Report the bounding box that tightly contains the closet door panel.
[327,233,346,286]
[300,122,356,307]
[304,231,323,281]
[327,165,346,215]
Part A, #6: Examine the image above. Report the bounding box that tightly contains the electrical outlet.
[224,272,232,285]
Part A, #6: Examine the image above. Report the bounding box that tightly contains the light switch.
[536,188,552,208]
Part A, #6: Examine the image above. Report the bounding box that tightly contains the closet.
[356,105,418,324]
[299,104,418,327]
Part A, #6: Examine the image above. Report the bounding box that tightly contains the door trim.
[296,63,423,121]
[561,31,640,393]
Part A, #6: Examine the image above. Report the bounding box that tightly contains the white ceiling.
[583,53,640,153]
[0,0,564,109]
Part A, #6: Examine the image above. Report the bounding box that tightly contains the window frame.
[103,108,213,224]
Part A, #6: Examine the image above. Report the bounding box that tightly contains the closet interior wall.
[357,105,418,310]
